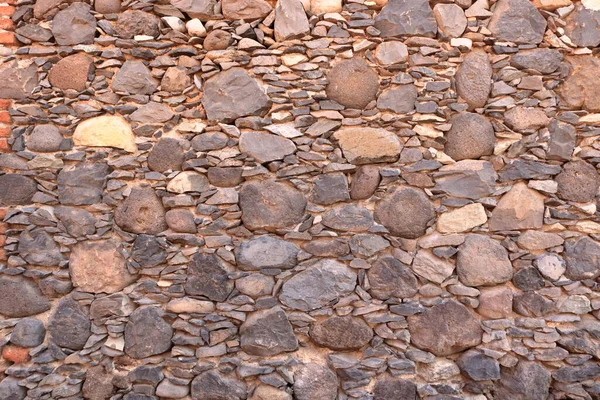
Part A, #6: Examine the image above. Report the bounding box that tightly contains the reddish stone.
[2,345,31,363]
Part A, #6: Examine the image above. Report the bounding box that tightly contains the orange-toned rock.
[2,345,31,363]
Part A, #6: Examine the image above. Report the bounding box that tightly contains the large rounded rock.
[240,307,298,356]
[457,234,513,287]
[374,186,435,239]
[48,54,94,92]
[95,0,121,13]
[114,186,167,234]
[373,376,418,400]
[51,3,97,45]
[457,350,500,381]
[0,276,50,318]
[0,174,37,205]
[374,0,437,38]
[310,316,373,350]
[27,124,63,152]
[293,363,338,400]
[184,253,234,302]
[239,180,306,231]
[455,50,492,110]
[326,58,379,109]
[350,165,381,199]
[367,256,418,300]
[487,0,547,44]
[147,138,187,172]
[444,113,495,160]
[203,30,233,50]
[556,160,600,203]
[237,236,299,271]
[10,318,46,348]
[496,361,551,400]
[48,297,91,350]
[124,306,173,359]
[191,371,247,400]
[408,300,483,356]
[114,10,160,39]
[111,60,158,95]
[564,236,600,281]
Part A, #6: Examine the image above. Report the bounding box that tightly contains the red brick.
[0,209,6,219]
[0,138,10,152]
[0,111,10,124]
[0,235,5,246]
[2,345,30,363]
[0,224,5,234]
[0,126,9,138]
[0,19,14,31]
[0,6,15,16]
[0,31,16,45]
[0,99,11,110]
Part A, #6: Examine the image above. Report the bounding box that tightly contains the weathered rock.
[114,10,160,39]
[513,267,545,291]
[564,236,600,280]
[222,0,272,19]
[556,160,600,203]
[148,138,187,172]
[457,350,500,381]
[434,160,496,199]
[311,173,349,205]
[70,240,136,294]
[349,234,389,257]
[239,131,296,163]
[167,298,215,314]
[167,171,209,194]
[156,380,189,399]
[171,0,217,20]
[374,0,437,37]
[377,85,417,114]
[367,255,419,300]
[184,253,234,302]
[239,180,306,231]
[10,318,45,348]
[202,68,271,122]
[18,229,64,266]
[510,48,563,74]
[236,274,274,297]
[534,253,566,282]
[0,377,27,400]
[350,166,380,200]
[112,60,158,95]
[83,366,115,400]
[558,330,600,359]
[203,30,233,50]
[478,285,513,319]
[564,3,600,47]
[130,102,174,123]
[334,128,402,164]
[310,316,373,350]
[408,301,483,356]
[487,0,547,44]
[192,131,229,151]
[161,66,191,92]
[191,371,247,400]
[0,174,37,205]
[326,58,379,109]
[237,236,298,270]
[280,259,356,311]
[418,358,460,381]
[519,230,564,250]
[302,238,350,257]
[48,54,94,92]
[90,293,136,323]
[553,363,600,383]
[412,250,455,284]
[374,186,435,239]
[131,234,168,268]
[165,209,196,233]
[73,115,137,153]
[114,186,167,234]
[457,234,513,286]
[322,204,374,231]
[293,363,338,400]
[504,106,549,132]
[0,63,38,100]
[489,183,545,231]
[374,41,408,65]
[240,307,298,356]
[498,160,561,182]
[455,51,492,110]
[27,124,63,152]
[48,297,91,350]
[208,167,243,187]
[437,203,487,233]
[558,55,600,112]
[249,385,291,400]
[513,291,555,317]
[95,0,121,13]
[124,307,173,358]
[274,0,310,41]
[445,113,495,160]
[547,119,576,161]
[433,3,467,38]
[51,3,97,45]
[496,361,551,400]
[373,376,418,400]
[0,276,50,318]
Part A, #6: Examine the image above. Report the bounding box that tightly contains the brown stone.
[326,58,379,109]
[114,10,160,39]
[95,0,121,14]
[558,55,600,112]
[310,316,373,350]
[455,50,492,110]
[2,345,31,364]
[489,183,545,231]
[203,30,233,50]
[477,286,513,319]
[334,128,402,165]
[445,113,495,161]
[48,54,94,92]
[161,66,191,93]
[222,0,272,20]
[350,166,380,199]
[504,106,549,132]
[556,160,600,203]
[147,138,187,172]
[457,234,513,287]
[367,256,419,300]
[374,186,435,239]
[114,186,168,234]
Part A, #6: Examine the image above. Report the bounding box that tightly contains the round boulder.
[115,10,160,39]
[27,124,63,152]
[374,186,435,239]
[326,57,379,109]
[204,30,233,50]
[556,160,600,203]
[445,112,495,161]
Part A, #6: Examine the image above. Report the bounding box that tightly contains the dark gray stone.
[373,376,418,400]
[457,350,500,381]
[171,0,217,20]
[311,173,350,205]
[349,234,390,257]
[18,229,64,267]
[240,307,298,356]
[0,174,37,205]
[367,256,418,300]
[293,363,338,400]
[510,48,563,74]
[237,235,299,271]
[512,267,544,291]
[0,276,50,318]
[445,112,495,161]
[90,293,136,323]
[57,162,111,206]
[54,206,96,237]
[499,160,562,182]
[184,253,234,302]
[556,160,600,203]
[553,363,600,383]
[487,0,547,44]
[132,234,168,268]
[51,3,97,45]
[114,186,168,234]
[239,131,296,163]
[0,377,26,400]
[111,60,158,95]
[124,306,173,359]
[27,124,63,152]
[191,371,247,400]
[455,51,492,110]
[374,0,437,38]
[322,204,374,232]
[547,119,576,161]
[374,187,435,239]
[564,4,600,48]
[376,85,418,114]
[496,361,550,400]
[10,318,45,348]
[310,315,373,350]
[434,160,497,199]
[513,292,555,317]
[148,138,187,172]
[326,57,379,109]
[564,236,600,281]
[48,297,91,350]
[192,132,229,151]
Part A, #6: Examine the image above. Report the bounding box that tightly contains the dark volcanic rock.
[147,138,187,172]
[124,306,173,359]
[376,85,418,113]
[374,186,435,239]
[498,160,562,182]
[326,58,379,109]
[373,376,418,400]
[184,252,234,302]
[374,0,437,38]
[512,267,544,291]
[131,234,168,268]
[48,297,91,350]
[547,119,576,161]
[564,3,600,48]
[0,174,37,205]
[0,276,50,318]
[487,0,547,44]
[240,307,298,356]
[115,10,160,39]
[111,60,158,95]
[0,377,27,400]
[54,206,96,237]
[27,124,63,152]
[367,256,418,300]
[310,316,373,350]
[322,204,374,232]
[18,229,64,266]
[310,172,350,205]
[513,292,555,317]
[114,186,168,234]
[10,318,46,348]
[457,350,500,381]
[237,235,298,271]
[444,113,495,160]
[350,165,380,200]
[496,361,551,400]
[51,3,97,45]
[510,48,563,74]
[556,160,600,203]
[191,371,247,400]
[293,363,338,400]
[553,363,600,383]
[564,236,600,281]
[57,162,110,206]
[455,51,492,110]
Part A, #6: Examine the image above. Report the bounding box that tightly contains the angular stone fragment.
[445,113,495,160]
[558,330,600,359]
[374,0,437,37]
[510,48,563,74]
[477,285,513,319]
[112,60,158,95]
[311,173,349,205]
[374,187,435,239]
[334,128,402,164]
[274,0,310,41]
[49,54,94,92]
[130,102,174,123]
[239,180,306,231]
[293,363,338,400]
[564,3,600,47]
[310,316,373,350]
[18,229,64,266]
[240,307,298,356]
[237,236,298,271]
[191,371,247,400]
[0,174,37,205]
[437,203,487,233]
[498,160,561,182]
[51,3,97,45]
[368,256,419,299]
[556,160,600,203]
[73,115,137,153]
[0,63,38,100]
[373,376,417,400]
[148,138,187,172]
[184,253,234,302]
[0,276,50,318]
[48,297,91,350]
[545,120,576,162]
[489,183,544,231]
[434,160,497,199]
[239,131,296,163]
[115,187,167,234]
[114,10,160,39]
[124,307,173,358]
[326,58,379,109]
[322,204,374,231]
[496,361,551,400]
[377,85,417,114]
[222,0,272,20]
[513,267,544,291]
[83,366,115,400]
[27,124,63,152]
[518,230,563,250]
[412,250,455,284]
[487,0,547,44]
[504,106,549,132]
[558,55,600,112]
[132,234,168,268]
[171,0,216,19]
[0,377,27,400]
[166,298,214,314]
[455,51,492,110]
[10,318,45,348]
[408,300,483,356]
[564,236,600,280]
[350,166,380,200]
[374,41,408,65]
[161,66,191,93]
[280,259,356,311]
[208,167,243,187]
[349,234,389,257]
[433,4,467,38]
[70,240,136,294]
[534,253,566,282]
[457,350,500,381]
[457,234,513,286]
[302,238,350,257]
[202,68,271,122]
[167,172,210,194]
[90,293,136,323]
[513,291,555,317]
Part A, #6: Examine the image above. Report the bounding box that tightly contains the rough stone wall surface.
[1,0,600,399]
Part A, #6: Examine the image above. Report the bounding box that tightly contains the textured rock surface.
[457,234,513,286]
[374,0,437,38]
[334,128,401,164]
[455,51,492,110]
[374,187,435,238]
[0,276,50,317]
[124,306,173,358]
[326,58,379,109]
[310,315,373,350]
[240,307,298,356]
[488,0,547,44]
[114,186,167,234]
[445,112,495,160]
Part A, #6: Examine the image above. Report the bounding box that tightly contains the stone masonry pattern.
[1,0,600,399]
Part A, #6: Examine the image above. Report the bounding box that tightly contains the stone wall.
[1,0,600,399]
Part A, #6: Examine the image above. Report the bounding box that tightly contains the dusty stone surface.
[455,50,492,110]
[374,187,435,238]
[326,58,379,109]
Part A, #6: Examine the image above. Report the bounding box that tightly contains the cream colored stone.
[333,128,402,165]
[438,203,487,233]
[166,298,215,314]
[489,183,545,231]
[533,0,572,10]
[517,230,564,250]
[167,171,210,194]
[575,221,600,234]
[310,0,342,13]
[73,115,137,153]
[282,54,309,66]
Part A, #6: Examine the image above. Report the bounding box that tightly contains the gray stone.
[556,160,600,203]
[48,297,91,350]
[274,0,310,41]
[487,0,547,44]
[498,160,562,182]
[293,363,338,400]
[434,160,496,199]
[445,113,495,160]
[208,167,243,187]
[184,252,234,302]
[57,162,110,206]
[349,234,390,257]
[280,259,356,311]
[235,274,274,298]
[367,256,419,300]
[115,10,160,39]
[302,238,350,257]
[510,48,563,74]
[374,0,437,38]
[322,204,374,232]
[192,132,229,151]
[156,380,189,399]
[513,267,544,291]
[513,292,555,317]
[111,60,158,95]
[350,165,380,200]
[239,131,296,163]
[553,363,600,383]
[0,276,50,318]
[412,250,455,284]
[90,293,135,323]
[240,307,298,356]
[10,318,45,348]
[132,234,168,268]
[170,0,217,20]
[148,138,187,172]
[27,124,63,152]
[457,234,513,287]
[0,377,26,400]
[54,206,96,237]
[114,186,168,234]
[191,371,247,400]
[18,229,64,266]
[496,361,551,400]
[166,209,197,233]
[374,187,435,239]
[310,316,373,350]
[237,236,299,271]
[326,58,379,109]
[202,68,271,123]
[83,366,115,400]
[0,63,38,100]
[124,306,173,359]
[564,3,600,48]
[564,236,600,281]
[547,119,576,161]
[457,350,500,381]
[0,174,37,205]
[311,173,350,205]
[51,3,97,45]
[558,331,600,360]
[377,85,417,114]
[373,376,417,400]
[130,102,174,123]
[455,50,492,110]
